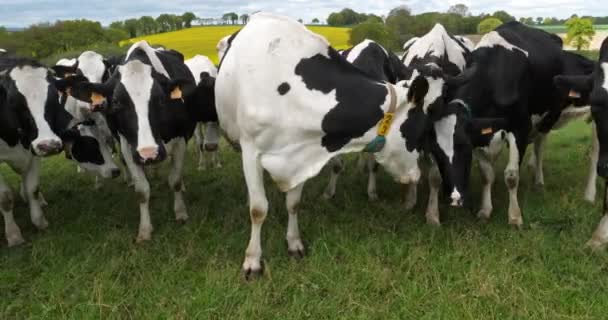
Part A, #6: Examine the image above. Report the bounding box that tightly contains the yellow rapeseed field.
[122,25,351,64]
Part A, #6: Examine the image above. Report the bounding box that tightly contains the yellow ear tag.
[171,87,183,100]
[481,128,493,135]
[377,112,395,136]
[569,90,581,98]
[91,92,105,105]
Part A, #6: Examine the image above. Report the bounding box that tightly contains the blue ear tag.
[364,136,386,153]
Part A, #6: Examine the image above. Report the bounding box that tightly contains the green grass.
[122,25,351,64]
[2,120,608,319]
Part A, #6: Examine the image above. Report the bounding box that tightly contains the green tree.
[312,18,320,24]
[124,19,139,37]
[388,5,411,18]
[448,4,470,17]
[565,17,595,50]
[156,14,173,32]
[364,14,384,24]
[138,16,157,35]
[349,22,396,50]
[182,12,197,28]
[492,11,515,23]
[327,13,345,26]
[241,14,250,24]
[478,17,503,34]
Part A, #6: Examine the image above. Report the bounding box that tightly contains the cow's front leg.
[505,132,523,228]
[22,158,48,230]
[588,215,608,251]
[1,174,24,247]
[323,157,343,199]
[531,134,546,186]
[120,137,152,242]
[403,182,417,211]
[476,151,495,222]
[365,155,379,201]
[286,183,305,258]
[194,123,206,170]
[168,139,188,223]
[426,162,441,226]
[585,122,599,203]
[241,141,269,279]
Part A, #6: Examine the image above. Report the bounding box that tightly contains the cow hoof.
[7,234,25,247]
[287,239,306,259]
[288,248,306,259]
[586,238,607,252]
[322,190,335,200]
[176,215,189,224]
[478,216,491,225]
[404,200,416,212]
[33,217,49,231]
[136,231,152,243]
[242,262,264,281]
[426,216,441,226]
[509,221,523,230]
[368,193,379,202]
[215,163,223,169]
[477,209,492,222]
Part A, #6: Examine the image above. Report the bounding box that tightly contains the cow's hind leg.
[365,155,379,201]
[168,139,188,223]
[505,132,523,228]
[286,183,305,258]
[476,151,496,222]
[426,162,441,226]
[585,122,599,203]
[241,141,269,279]
[1,174,24,247]
[323,157,343,199]
[194,123,206,170]
[531,134,546,187]
[120,137,153,242]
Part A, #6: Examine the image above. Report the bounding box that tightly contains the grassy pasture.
[122,25,352,64]
[2,119,608,319]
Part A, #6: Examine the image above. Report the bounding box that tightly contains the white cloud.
[0,0,605,27]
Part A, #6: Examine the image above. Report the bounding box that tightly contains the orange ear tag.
[569,90,581,98]
[377,113,395,136]
[481,128,493,135]
[171,87,183,100]
[91,92,105,105]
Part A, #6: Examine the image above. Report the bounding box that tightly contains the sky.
[0,0,605,27]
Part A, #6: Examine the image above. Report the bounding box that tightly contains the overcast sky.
[0,0,605,27]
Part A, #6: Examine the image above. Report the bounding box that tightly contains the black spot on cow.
[295,47,387,152]
[277,82,290,95]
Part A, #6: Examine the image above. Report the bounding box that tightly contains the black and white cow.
[0,57,76,246]
[215,13,467,278]
[323,39,413,203]
[436,21,596,227]
[66,41,199,242]
[54,53,120,186]
[184,54,222,170]
[555,36,608,249]
[400,23,473,224]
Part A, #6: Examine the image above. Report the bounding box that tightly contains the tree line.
[335,5,603,52]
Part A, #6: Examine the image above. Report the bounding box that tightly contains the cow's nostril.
[204,143,218,152]
[111,169,121,179]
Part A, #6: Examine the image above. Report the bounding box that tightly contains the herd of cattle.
[1,12,608,278]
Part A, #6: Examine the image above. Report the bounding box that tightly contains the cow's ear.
[554,75,593,98]
[199,72,216,88]
[168,79,194,100]
[70,81,113,108]
[52,64,78,79]
[407,76,429,106]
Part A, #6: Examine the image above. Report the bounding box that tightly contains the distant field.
[122,25,351,64]
[536,24,608,34]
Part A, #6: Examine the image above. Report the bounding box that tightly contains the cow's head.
[62,119,120,179]
[556,63,608,178]
[67,60,193,165]
[400,65,479,207]
[0,62,72,156]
